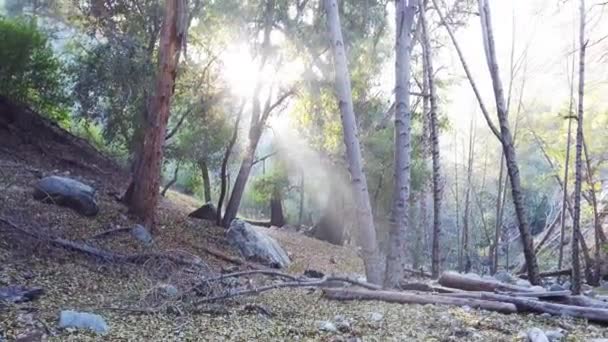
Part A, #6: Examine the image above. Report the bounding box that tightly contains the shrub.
[0,17,70,123]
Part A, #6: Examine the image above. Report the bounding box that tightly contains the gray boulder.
[494,271,515,284]
[516,279,532,288]
[33,176,98,216]
[59,310,108,334]
[188,203,218,221]
[549,284,566,292]
[131,224,153,246]
[527,328,549,342]
[226,219,290,268]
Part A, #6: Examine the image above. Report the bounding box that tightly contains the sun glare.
[221,44,259,98]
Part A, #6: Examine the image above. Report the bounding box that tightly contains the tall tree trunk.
[161,161,180,197]
[583,138,602,285]
[221,0,286,228]
[558,80,575,271]
[385,0,416,288]
[492,156,505,274]
[455,134,461,271]
[477,0,540,284]
[216,104,244,226]
[557,21,576,270]
[298,172,305,226]
[462,118,475,273]
[420,0,442,279]
[124,0,184,231]
[199,159,212,203]
[571,0,586,295]
[324,0,382,284]
[270,187,285,227]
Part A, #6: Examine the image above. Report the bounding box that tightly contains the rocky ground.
[1,100,608,341]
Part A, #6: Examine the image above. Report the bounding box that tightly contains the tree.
[324,0,382,285]
[124,0,185,230]
[385,0,416,288]
[419,0,443,279]
[0,17,71,123]
[571,0,586,295]
[221,0,295,228]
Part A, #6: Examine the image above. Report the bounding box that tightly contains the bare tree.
[124,0,186,231]
[385,0,417,288]
[216,103,245,226]
[558,50,576,272]
[571,0,587,295]
[420,0,442,279]
[324,0,382,284]
[221,1,295,227]
[461,118,475,273]
[433,0,540,283]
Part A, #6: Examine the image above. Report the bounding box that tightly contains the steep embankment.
[0,98,604,341]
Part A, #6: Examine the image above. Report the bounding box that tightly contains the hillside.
[0,99,606,341]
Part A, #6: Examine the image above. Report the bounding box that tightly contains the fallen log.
[441,292,608,323]
[399,281,464,293]
[322,288,517,314]
[403,268,432,278]
[555,295,608,309]
[519,268,571,279]
[496,290,571,298]
[438,271,534,293]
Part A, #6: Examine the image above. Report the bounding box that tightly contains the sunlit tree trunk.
[420,0,442,279]
[492,157,504,274]
[571,0,586,295]
[216,104,244,226]
[583,138,602,285]
[198,159,212,203]
[385,0,416,288]
[161,161,180,197]
[477,0,540,284]
[324,0,382,284]
[462,118,475,273]
[558,79,574,271]
[125,0,184,231]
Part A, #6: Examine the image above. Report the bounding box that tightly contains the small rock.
[156,284,178,298]
[59,310,108,334]
[14,330,44,342]
[368,312,383,322]
[461,305,471,312]
[527,327,549,342]
[516,279,532,288]
[316,320,337,333]
[494,271,515,284]
[131,224,153,246]
[540,313,552,318]
[549,284,565,292]
[329,256,337,264]
[545,330,565,342]
[304,269,325,279]
[333,315,351,332]
[562,281,571,290]
[530,285,545,292]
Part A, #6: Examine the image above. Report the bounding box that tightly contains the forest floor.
[1,101,607,341]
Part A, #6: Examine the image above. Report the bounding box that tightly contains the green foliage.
[0,17,70,123]
[250,165,290,205]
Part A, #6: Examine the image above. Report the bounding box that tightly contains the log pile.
[323,271,608,323]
